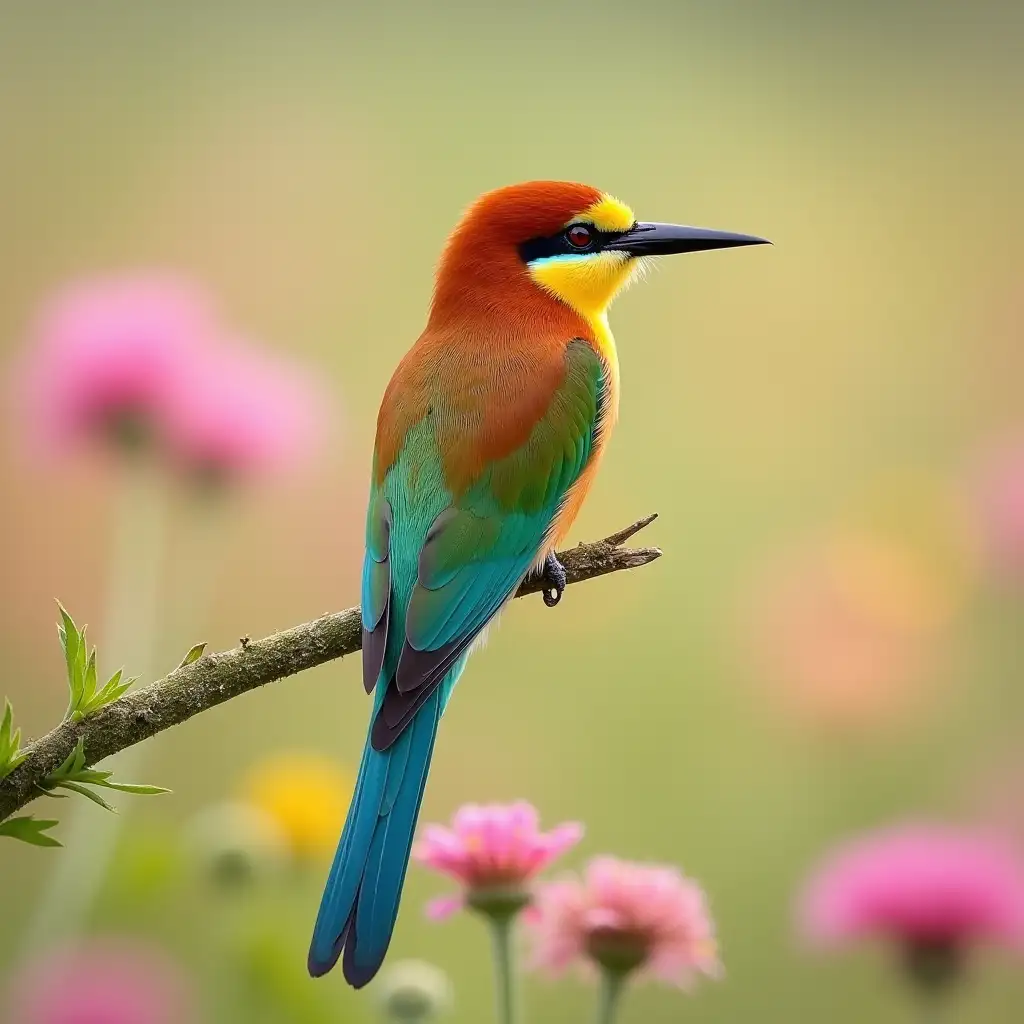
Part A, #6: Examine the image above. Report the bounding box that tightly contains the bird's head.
[430,180,768,327]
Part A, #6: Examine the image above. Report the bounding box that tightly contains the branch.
[0,516,661,823]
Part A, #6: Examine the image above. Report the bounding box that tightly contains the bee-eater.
[309,181,768,985]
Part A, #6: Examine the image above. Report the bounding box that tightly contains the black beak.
[605,222,771,257]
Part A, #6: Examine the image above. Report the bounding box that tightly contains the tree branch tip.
[617,547,662,570]
[603,513,659,547]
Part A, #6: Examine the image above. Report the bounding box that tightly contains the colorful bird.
[308,181,768,986]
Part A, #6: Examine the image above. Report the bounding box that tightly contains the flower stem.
[26,461,168,950]
[487,913,518,1024]
[594,968,627,1024]
[164,484,228,646]
[917,995,945,1024]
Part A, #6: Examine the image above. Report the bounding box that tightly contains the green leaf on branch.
[0,815,62,847]
[57,603,135,721]
[54,779,118,812]
[39,737,170,814]
[48,736,88,780]
[93,780,169,796]
[57,603,84,717]
[78,670,135,718]
[177,642,207,669]
[0,700,29,780]
[83,648,98,708]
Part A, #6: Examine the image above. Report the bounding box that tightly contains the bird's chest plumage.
[589,312,620,432]
[543,321,618,553]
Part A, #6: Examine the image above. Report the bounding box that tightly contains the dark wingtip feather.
[370,712,400,752]
[374,634,479,751]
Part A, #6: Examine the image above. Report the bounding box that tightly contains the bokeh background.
[2,1,1023,1021]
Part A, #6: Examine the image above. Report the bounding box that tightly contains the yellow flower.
[242,752,353,862]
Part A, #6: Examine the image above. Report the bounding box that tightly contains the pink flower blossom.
[800,824,1024,952]
[413,801,582,920]
[7,938,193,1024]
[528,856,721,988]
[13,272,332,484]
[972,434,1024,583]
[15,274,215,458]
[165,339,327,483]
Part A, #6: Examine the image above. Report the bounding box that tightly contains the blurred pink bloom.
[972,434,1024,582]
[16,274,215,458]
[166,339,327,483]
[800,824,1024,952]
[528,856,721,988]
[13,272,332,484]
[8,938,192,1024]
[413,801,582,920]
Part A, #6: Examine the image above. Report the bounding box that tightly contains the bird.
[308,180,768,986]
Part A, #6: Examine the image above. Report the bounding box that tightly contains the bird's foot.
[540,553,567,608]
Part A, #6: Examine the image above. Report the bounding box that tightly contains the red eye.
[566,224,594,248]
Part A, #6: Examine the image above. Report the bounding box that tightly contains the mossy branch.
[0,516,661,825]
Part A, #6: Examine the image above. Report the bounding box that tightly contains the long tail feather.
[308,689,441,986]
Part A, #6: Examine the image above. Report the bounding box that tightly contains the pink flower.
[800,824,1024,953]
[413,801,582,920]
[528,856,721,988]
[15,274,215,458]
[13,272,331,485]
[165,339,327,483]
[972,434,1024,583]
[7,938,193,1024]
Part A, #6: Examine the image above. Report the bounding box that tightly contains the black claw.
[540,553,567,608]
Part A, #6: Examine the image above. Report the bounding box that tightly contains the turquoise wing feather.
[309,339,605,986]
[361,491,392,693]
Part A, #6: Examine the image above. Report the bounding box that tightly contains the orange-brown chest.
[374,304,597,497]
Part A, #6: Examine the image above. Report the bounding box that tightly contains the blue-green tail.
[308,689,441,986]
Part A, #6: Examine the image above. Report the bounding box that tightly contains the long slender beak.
[605,222,771,257]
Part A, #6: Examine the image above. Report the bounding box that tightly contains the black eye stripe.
[518,224,628,264]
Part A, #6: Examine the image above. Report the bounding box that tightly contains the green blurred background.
[2,1,1023,1021]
